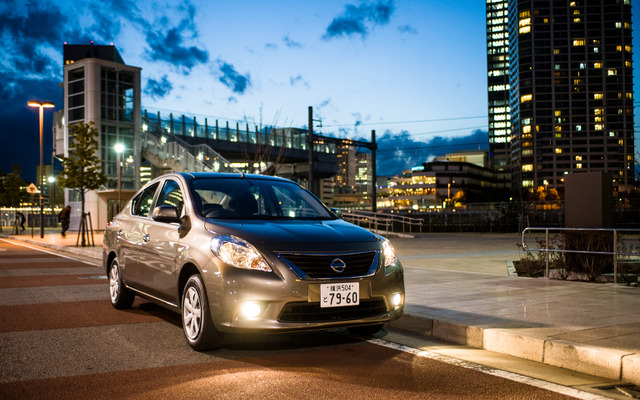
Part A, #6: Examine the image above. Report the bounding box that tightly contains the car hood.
[204,218,377,244]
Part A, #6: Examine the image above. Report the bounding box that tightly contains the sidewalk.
[1,230,639,385]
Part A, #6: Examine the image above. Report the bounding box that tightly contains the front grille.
[278,299,388,322]
[278,251,378,279]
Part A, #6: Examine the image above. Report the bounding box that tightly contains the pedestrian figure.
[16,212,26,231]
[59,205,71,238]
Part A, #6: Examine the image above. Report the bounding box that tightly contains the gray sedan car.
[103,172,404,350]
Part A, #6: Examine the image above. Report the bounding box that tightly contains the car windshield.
[191,177,336,220]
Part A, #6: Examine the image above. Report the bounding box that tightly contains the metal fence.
[342,211,423,236]
[521,227,640,283]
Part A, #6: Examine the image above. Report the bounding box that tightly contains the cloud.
[218,62,251,94]
[289,75,310,88]
[145,5,209,74]
[398,24,417,35]
[323,0,395,40]
[374,129,489,176]
[145,75,173,100]
[283,36,302,48]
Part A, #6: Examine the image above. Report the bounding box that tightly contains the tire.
[182,275,222,351]
[109,258,134,309]
[348,323,384,336]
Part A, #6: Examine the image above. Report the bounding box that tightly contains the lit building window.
[520,94,532,102]
[522,125,531,133]
[594,62,602,68]
[522,164,533,172]
[595,124,604,130]
[575,156,583,161]
[519,26,531,34]
[555,148,562,154]
[522,180,534,187]
[573,39,585,46]
[594,93,604,100]
[576,163,583,169]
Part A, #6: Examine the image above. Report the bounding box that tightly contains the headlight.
[210,235,272,272]
[375,235,398,267]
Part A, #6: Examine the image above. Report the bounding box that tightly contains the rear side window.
[131,182,159,217]
[156,180,184,215]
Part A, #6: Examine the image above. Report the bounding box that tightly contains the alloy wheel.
[183,286,202,340]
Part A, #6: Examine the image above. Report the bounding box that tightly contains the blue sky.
[1,0,638,181]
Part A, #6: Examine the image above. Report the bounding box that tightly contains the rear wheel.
[109,258,134,309]
[348,323,384,336]
[182,274,222,351]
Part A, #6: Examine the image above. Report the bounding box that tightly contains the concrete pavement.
[2,229,639,386]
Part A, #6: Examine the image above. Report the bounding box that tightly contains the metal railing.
[521,227,640,283]
[142,130,239,174]
[342,210,423,236]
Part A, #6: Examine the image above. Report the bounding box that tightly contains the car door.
[118,181,160,288]
[135,178,186,305]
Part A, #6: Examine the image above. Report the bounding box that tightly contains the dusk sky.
[1,0,639,182]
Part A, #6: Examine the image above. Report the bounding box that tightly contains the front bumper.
[201,257,405,333]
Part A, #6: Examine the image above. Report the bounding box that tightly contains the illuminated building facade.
[507,0,634,197]
[486,0,512,171]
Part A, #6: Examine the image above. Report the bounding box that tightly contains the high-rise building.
[54,44,142,228]
[490,0,634,198]
[486,0,511,171]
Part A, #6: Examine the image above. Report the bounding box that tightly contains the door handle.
[142,234,150,243]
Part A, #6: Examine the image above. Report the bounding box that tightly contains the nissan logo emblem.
[330,258,346,273]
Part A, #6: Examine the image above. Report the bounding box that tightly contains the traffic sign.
[26,183,39,194]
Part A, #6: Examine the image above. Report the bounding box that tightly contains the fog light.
[392,293,402,308]
[239,302,262,319]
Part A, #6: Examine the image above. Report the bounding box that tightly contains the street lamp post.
[48,176,56,224]
[114,143,124,212]
[27,101,55,239]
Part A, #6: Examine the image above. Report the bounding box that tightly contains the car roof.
[175,172,292,183]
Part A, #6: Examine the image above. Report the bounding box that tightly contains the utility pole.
[371,130,377,213]
[308,106,314,195]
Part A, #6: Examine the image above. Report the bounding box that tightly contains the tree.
[57,121,108,245]
[0,165,27,207]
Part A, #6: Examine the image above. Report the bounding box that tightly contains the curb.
[389,314,640,386]
[0,234,102,261]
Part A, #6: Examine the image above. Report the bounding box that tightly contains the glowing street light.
[114,143,125,212]
[27,100,55,239]
[48,176,56,223]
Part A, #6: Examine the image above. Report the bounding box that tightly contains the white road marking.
[369,338,612,400]
[0,238,101,267]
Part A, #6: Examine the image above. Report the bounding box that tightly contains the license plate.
[320,282,359,308]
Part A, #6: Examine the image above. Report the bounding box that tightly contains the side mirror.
[151,205,181,223]
[330,208,343,219]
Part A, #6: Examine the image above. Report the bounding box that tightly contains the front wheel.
[109,258,134,309]
[182,275,222,351]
